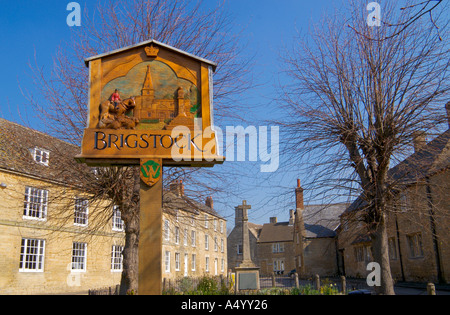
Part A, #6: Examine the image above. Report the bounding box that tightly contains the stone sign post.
[75,39,224,294]
[235,200,260,291]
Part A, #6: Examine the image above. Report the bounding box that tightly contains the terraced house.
[162,182,227,281]
[0,119,125,294]
[0,119,227,294]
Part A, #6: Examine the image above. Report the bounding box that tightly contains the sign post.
[139,158,163,295]
[76,40,223,295]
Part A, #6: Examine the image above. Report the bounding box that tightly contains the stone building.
[0,119,227,294]
[292,180,348,278]
[257,216,295,276]
[227,181,347,277]
[338,103,450,283]
[162,181,227,281]
[0,119,124,294]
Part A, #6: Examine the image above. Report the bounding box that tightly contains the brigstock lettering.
[94,131,198,151]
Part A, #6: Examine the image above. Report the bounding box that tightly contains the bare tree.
[24,0,250,294]
[278,0,449,294]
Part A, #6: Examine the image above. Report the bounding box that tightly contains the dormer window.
[33,148,50,166]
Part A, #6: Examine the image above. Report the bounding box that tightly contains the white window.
[111,245,124,272]
[221,258,225,272]
[112,206,124,231]
[191,254,196,271]
[205,257,210,272]
[221,239,224,253]
[273,259,285,273]
[164,220,170,241]
[214,237,218,252]
[204,215,209,228]
[220,221,224,233]
[74,198,88,226]
[175,227,180,244]
[165,251,171,273]
[272,243,284,253]
[175,253,180,271]
[72,242,87,272]
[191,230,196,247]
[214,219,217,231]
[184,229,188,246]
[19,238,45,272]
[23,187,48,221]
[33,148,50,166]
[205,234,209,250]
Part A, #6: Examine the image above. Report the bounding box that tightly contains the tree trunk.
[119,211,139,295]
[370,213,395,295]
[119,167,141,295]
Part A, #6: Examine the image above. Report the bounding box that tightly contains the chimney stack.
[205,196,214,209]
[413,131,427,153]
[169,180,184,197]
[270,217,278,224]
[295,179,304,211]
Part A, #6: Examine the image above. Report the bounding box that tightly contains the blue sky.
[0,0,345,227]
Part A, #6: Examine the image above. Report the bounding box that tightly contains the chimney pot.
[170,180,184,197]
[295,179,304,210]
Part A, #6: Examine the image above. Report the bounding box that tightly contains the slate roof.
[258,221,293,243]
[0,118,86,187]
[163,190,225,220]
[302,203,349,238]
[346,129,450,213]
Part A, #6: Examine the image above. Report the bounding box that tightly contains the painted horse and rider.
[98,89,139,130]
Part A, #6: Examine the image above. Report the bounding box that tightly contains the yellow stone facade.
[0,171,124,294]
[161,201,227,281]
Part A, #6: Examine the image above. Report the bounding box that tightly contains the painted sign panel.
[76,40,223,167]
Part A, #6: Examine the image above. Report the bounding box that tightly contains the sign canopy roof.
[84,39,218,71]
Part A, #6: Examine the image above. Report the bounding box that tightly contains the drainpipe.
[425,177,444,284]
[394,214,406,282]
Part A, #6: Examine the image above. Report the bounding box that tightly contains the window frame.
[33,147,50,166]
[23,186,48,221]
[111,245,124,272]
[112,206,125,232]
[19,238,45,272]
[74,198,89,227]
[71,242,87,272]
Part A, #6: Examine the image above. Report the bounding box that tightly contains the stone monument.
[235,200,260,291]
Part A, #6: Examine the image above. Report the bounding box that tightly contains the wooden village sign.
[76,39,223,294]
